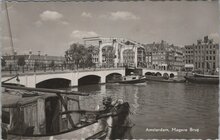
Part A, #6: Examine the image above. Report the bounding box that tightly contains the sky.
[1,0,219,56]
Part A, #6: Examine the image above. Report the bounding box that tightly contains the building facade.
[2,52,65,71]
[144,41,184,71]
[184,36,219,73]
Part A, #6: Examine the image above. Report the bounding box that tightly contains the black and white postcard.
[1,0,219,139]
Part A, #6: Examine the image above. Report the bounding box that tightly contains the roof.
[2,89,57,108]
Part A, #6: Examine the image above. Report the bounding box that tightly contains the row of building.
[2,36,219,73]
[86,36,219,72]
[2,52,65,71]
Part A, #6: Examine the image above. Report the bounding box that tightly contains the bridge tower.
[83,37,144,68]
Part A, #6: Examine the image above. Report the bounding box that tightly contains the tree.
[85,53,95,68]
[65,43,88,69]
[50,60,55,71]
[17,56,26,73]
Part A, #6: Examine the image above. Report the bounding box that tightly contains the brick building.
[144,41,184,71]
[184,36,219,73]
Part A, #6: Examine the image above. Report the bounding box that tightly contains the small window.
[132,77,136,80]
[2,110,10,124]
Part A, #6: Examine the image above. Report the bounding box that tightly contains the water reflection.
[70,82,218,139]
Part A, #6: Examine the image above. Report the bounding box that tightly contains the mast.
[4,0,17,73]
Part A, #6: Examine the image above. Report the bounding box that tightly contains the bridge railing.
[1,66,125,77]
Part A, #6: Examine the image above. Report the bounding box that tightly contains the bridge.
[142,69,178,78]
[1,68,125,88]
[83,37,145,68]
[2,68,178,88]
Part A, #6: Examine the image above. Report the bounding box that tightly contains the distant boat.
[145,75,186,83]
[118,75,146,84]
[184,73,219,85]
[193,73,219,78]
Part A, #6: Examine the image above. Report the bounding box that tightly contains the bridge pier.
[100,76,106,84]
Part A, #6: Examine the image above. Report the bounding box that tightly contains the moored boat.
[184,73,219,85]
[1,85,133,139]
[145,75,186,83]
[118,75,146,84]
[193,73,219,78]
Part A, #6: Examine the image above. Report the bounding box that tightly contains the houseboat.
[119,74,146,84]
[184,73,219,85]
[145,75,186,83]
[1,85,133,139]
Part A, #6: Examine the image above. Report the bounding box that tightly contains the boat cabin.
[122,75,140,81]
[2,89,80,136]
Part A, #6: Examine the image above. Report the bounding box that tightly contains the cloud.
[40,10,63,21]
[81,12,92,18]
[209,33,220,43]
[35,10,69,26]
[60,21,69,25]
[34,20,43,27]
[70,30,99,39]
[100,11,139,20]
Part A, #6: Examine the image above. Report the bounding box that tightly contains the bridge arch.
[145,72,153,75]
[36,78,71,89]
[106,73,122,83]
[78,75,101,86]
[170,73,174,78]
[155,72,162,76]
[100,42,114,50]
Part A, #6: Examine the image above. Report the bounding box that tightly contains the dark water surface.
[71,82,219,139]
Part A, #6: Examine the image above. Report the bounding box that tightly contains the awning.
[184,64,194,68]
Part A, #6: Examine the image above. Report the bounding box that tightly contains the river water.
[71,82,219,139]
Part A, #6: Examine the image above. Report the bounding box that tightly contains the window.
[213,51,215,54]
[213,56,215,60]
[213,62,216,69]
[206,56,208,60]
[210,51,212,54]
[210,56,212,60]
[2,110,10,124]
[132,77,136,80]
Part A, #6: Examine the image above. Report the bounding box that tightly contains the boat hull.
[118,78,146,84]
[7,120,108,140]
[184,76,219,85]
[194,73,219,78]
[145,76,186,83]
